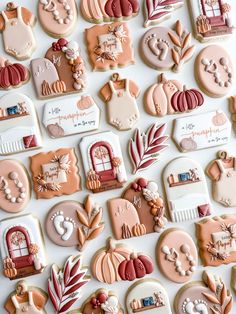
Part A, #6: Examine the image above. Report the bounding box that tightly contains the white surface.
[0,1,236,313]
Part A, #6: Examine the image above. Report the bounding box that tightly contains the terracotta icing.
[229,95,236,133]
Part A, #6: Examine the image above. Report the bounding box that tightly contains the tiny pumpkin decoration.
[171,86,204,113]
[118,252,154,281]
[180,137,198,152]
[92,237,132,284]
[51,80,66,94]
[0,58,29,89]
[47,123,65,138]
[212,111,227,126]
[3,257,17,279]
[86,169,101,191]
[77,96,94,110]
[132,223,146,237]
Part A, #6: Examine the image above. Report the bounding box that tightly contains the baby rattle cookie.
[0,2,36,60]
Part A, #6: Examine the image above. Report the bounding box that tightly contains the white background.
[0,0,236,313]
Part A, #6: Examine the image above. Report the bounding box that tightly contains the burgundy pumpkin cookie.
[156,228,198,283]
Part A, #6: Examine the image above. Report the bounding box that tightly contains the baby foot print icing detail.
[182,298,208,314]
[62,217,75,241]
[51,211,75,241]
[51,211,65,235]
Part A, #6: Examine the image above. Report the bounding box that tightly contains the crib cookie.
[173,110,231,152]
[81,0,139,24]
[144,0,184,27]
[91,237,153,284]
[196,214,236,266]
[195,44,233,98]
[174,271,233,314]
[126,279,172,314]
[129,123,169,174]
[48,255,90,314]
[0,2,36,60]
[80,289,124,314]
[0,93,42,156]
[163,157,211,222]
[0,214,47,280]
[30,148,81,199]
[141,20,195,72]
[4,280,48,314]
[144,74,204,117]
[31,38,86,99]
[43,95,100,138]
[100,73,140,131]
[80,131,127,193]
[156,228,198,283]
[0,160,30,213]
[46,195,104,250]
[86,22,134,71]
[38,0,77,38]
[188,0,234,43]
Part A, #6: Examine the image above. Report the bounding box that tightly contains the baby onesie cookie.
[126,279,172,314]
[173,110,231,152]
[195,44,233,98]
[196,214,236,266]
[145,74,204,117]
[156,228,198,283]
[81,0,139,24]
[86,22,134,71]
[48,255,90,314]
[0,57,29,90]
[0,2,36,60]
[206,151,236,207]
[80,289,123,314]
[0,93,42,156]
[43,95,100,138]
[38,0,77,38]
[0,160,30,213]
[46,195,104,250]
[129,123,169,174]
[188,0,233,43]
[100,73,140,131]
[108,178,167,240]
[80,131,127,193]
[30,148,81,199]
[174,271,233,314]
[92,237,153,284]
[163,157,211,222]
[144,0,184,27]
[4,280,48,314]
[0,214,47,280]
[141,20,195,72]
[31,38,86,99]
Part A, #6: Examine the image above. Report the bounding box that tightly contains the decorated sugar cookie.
[43,95,100,138]
[144,74,204,117]
[100,73,140,131]
[156,228,198,283]
[108,178,167,240]
[196,214,236,266]
[81,0,139,24]
[80,289,124,314]
[48,255,90,314]
[163,157,211,222]
[0,2,36,60]
[30,148,81,199]
[92,237,153,284]
[0,214,47,280]
[174,271,233,314]
[141,20,195,72]
[188,0,233,42]
[86,22,134,71]
[144,0,184,27]
[129,123,169,174]
[126,279,172,314]
[46,195,104,250]
[4,280,48,314]
[0,93,42,156]
[231,265,236,294]
[0,160,30,213]
[31,38,86,99]
[173,110,231,152]
[80,131,127,193]
[229,95,236,133]
[38,0,77,38]
[195,44,233,98]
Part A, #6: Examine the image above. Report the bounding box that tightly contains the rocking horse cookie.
[31,38,86,99]
[4,280,48,314]
[0,214,47,280]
